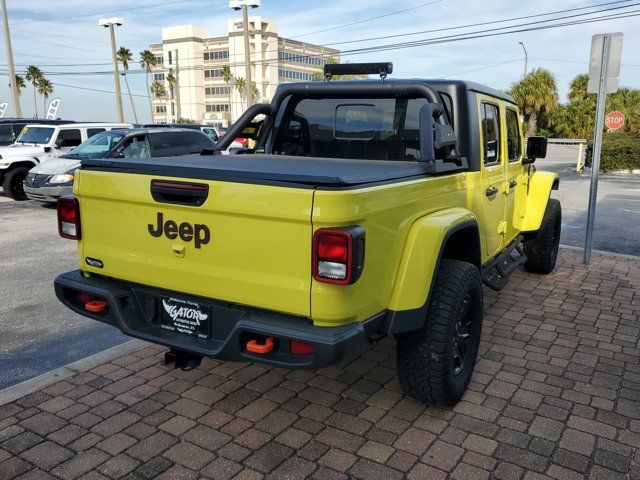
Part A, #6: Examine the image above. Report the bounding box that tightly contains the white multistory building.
[148,19,339,127]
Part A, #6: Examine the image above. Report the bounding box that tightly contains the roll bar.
[214,103,273,151]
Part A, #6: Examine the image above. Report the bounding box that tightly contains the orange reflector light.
[290,340,314,355]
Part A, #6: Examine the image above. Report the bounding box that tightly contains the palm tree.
[221,65,233,123]
[568,74,590,102]
[150,81,166,122]
[10,75,26,96]
[251,81,259,101]
[508,68,558,137]
[166,71,176,122]
[150,80,165,98]
[235,76,246,110]
[116,47,138,123]
[25,66,43,117]
[37,78,53,117]
[139,50,157,121]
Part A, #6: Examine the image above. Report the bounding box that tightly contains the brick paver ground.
[1,248,639,479]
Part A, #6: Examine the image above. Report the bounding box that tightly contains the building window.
[204,69,223,78]
[155,105,167,113]
[155,56,163,65]
[278,69,313,81]
[205,86,230,95]
[204,51,229,61]
[206,104,230,112]
[153,73,165,81]
[168,51,172,65]
[279,51,326,66]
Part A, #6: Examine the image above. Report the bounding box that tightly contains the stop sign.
[605,111,625,130]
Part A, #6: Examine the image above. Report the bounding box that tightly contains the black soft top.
[81,154,433,188]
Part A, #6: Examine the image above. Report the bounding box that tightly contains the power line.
[292,0,446,39]
[335,8,640,56]
[321,0,635,47]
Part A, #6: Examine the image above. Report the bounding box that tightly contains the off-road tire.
[2,167,29,200]
[395,259,483,406]
[523,198,561,274]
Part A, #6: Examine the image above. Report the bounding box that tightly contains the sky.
[0,0,638,123]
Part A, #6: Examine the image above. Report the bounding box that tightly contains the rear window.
[272,97,440,161]
[149,131,215,156]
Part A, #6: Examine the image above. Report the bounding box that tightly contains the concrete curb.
[0,339,148,407]
[559,244,640,261]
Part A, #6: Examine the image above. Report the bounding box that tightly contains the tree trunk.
[33,86,38,118]
[527,109,538,137]
[43,96,46,118]
[146,70,153,123]
[123,74,138,124]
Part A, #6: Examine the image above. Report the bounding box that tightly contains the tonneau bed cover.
[81,154,432,187]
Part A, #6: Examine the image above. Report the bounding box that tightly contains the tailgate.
[76,170,313,317]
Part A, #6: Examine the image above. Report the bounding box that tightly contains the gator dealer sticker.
[160,297,210,339]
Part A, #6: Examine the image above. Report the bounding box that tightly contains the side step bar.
[482,236,527,291]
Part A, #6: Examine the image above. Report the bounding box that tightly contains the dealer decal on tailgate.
[148,212,210,248]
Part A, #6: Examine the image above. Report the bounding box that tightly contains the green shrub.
[586,132,640,171]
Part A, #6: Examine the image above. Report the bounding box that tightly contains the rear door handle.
[486,186,499,197]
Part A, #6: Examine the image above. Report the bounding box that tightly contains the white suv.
[0,123,131,200]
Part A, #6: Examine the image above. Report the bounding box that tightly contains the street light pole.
[1,0,22,117]
[100,17,125,123]
[230,1,260,108]
[518,42,528,78]
[241,4,252,106]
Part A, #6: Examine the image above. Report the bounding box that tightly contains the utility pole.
[100,17,125,123]
[1,0,22,117]
[175,49,181,121]
[518,42,528,77]
[241,4,253,106]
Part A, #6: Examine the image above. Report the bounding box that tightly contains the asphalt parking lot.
[1,247,639,479]
[0,198,127,390]
[544,144,640,256]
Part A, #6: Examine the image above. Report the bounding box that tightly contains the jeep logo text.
[148,212,210,249]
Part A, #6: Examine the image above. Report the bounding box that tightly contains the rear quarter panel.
[311,173,467,326]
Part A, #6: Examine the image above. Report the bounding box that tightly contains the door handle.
[486,186,499,197]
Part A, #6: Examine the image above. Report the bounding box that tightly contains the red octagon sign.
[605,111,625,130]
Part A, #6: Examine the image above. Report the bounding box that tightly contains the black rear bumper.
[54,270,385,369]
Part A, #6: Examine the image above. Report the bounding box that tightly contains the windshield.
[15,126,55,145]
[65,130,126,159]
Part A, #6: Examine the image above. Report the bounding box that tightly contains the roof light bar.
[324,62,393,82]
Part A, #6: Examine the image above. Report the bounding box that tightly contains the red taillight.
[312,227,365,285]
[291,340,314,355]
[317,235,348,263]
[57,196,81,240]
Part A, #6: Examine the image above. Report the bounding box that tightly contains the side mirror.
[54,138,64,149]
[43,146,51,153]
[524,136,547,164]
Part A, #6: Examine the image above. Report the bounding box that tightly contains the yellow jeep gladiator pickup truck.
[54,63,560,406]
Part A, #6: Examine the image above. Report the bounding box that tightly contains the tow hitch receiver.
[164,349,203,371]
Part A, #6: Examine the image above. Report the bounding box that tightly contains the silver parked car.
[24,127,216,202]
